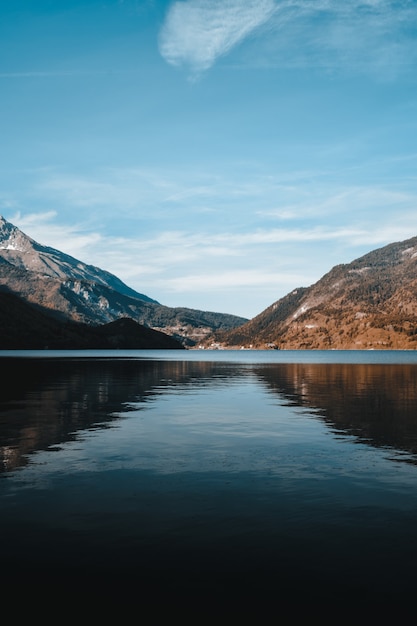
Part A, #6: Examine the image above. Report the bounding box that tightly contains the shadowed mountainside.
[0,289,184,349]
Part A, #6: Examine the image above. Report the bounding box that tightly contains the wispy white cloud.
[10,211,103,260]
[255,0,417,76]
[30,165,417,231]
[161,268,306,291]
[7,158,417,316]
[259,186,417,220]
[11,209,417,274]
[34,169,223,213]
[9,167,417,265]
[158,0,276,75]
[159,0,417,77]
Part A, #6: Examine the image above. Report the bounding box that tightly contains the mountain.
[0,216,157,303]
[0,216,247,345]
[0,289,184,349]
[214,236,417,350]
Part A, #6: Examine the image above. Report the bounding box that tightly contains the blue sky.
[1,0,417,319]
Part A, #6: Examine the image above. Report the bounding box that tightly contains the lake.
[1,349,417,618]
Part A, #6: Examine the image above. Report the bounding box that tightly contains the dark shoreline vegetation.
[0,291,184,349]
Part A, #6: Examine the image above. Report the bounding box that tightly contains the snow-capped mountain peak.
[0,215,157,302]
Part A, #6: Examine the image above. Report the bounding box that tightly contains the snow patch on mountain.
[0,215,157,304]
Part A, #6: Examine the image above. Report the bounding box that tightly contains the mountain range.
[2,215,417,350]
[0,216,246,347]
[214,236,417,350]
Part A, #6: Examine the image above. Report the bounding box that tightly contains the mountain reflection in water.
[255,362,417,461]
[1,353,417,617]
[2,357,417,471]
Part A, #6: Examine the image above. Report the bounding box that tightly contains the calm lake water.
[2,349,417,617]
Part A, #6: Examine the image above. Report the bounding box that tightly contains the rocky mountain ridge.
[0,216,247,345]
[0,216,156,302]
[214,236,417,350]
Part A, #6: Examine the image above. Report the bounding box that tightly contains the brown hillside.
[215,236,417,350]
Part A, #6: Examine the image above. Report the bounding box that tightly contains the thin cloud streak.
[161,269,312,291]
[10,212,103,260]
[0,70,146,79]
[259,187,417,220]
[159,0,276,75]
[145,225,417,249]
[11,210,417,270]
[29,168,417,225]
[257,0,417,76]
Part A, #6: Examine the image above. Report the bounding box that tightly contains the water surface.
[1,350,417,616]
